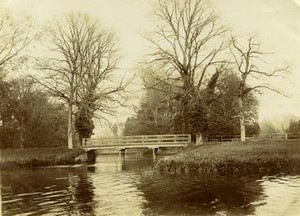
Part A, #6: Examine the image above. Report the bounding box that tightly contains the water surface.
[1,154,300,215]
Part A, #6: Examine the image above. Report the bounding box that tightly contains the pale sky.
[1,0,300,122]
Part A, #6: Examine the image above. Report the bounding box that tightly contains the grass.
[0,147,85,169]
[156,140,300,174]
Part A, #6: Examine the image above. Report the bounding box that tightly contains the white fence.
[207,133,298,142]
[84,134,192,146]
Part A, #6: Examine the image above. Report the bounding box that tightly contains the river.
[1,153,300,216]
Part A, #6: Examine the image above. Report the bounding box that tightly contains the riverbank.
[0,148,86,169]
[156,140,300,174]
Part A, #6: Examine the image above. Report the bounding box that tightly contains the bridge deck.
[83,134,193,151]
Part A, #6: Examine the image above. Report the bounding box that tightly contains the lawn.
[0,147,85,169]
[156,140,300,174]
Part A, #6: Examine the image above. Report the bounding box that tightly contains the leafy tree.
[287,119,300,136]
[0,77,68,148]
[0,79,12,124]
[246,123,260,137]
[124,68,178,136]
[0,79,17,148]
[124,100,172,136]
[184,71,259,138]
[124,70,260,138]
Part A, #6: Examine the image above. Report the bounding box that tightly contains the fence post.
[119,149,125,162]
[152,148,158,160]
[196,134,203,145]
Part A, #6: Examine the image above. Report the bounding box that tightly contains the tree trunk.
[20,124,24,149]
[68,103,73,149]
[239,97,246,142]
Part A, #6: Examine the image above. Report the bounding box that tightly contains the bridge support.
[87,150,96,164]
[152,148,158,160]
[119,149,126,170]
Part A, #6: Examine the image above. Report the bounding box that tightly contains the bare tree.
[146,0,228,132]
[230,35,287,141]
[36,12,126,148]
[0,10,31,76]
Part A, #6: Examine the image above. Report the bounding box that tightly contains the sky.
[1,0,300,123]
[213,0,300,120]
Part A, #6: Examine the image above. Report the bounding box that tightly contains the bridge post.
[87,150,96,164]
[119,149,126,162]
[119,149,126,170]
[152,148,158,160]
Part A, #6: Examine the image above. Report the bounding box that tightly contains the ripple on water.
[254,175,300,216]
[1,158,300,216]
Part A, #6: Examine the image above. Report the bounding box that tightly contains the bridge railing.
[84,134,192,146]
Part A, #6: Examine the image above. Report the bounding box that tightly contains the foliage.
[0,77,68,149]
[75,108,95,139]
[124,69,260,137]
[287,119,300,135]
[124,70,176,135]
[204,72,259,137]
[245,123,261,136]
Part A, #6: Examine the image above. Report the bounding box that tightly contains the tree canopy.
[124,69,260,138]
[0,77,68,148]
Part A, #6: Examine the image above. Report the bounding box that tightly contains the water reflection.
[72,172,96,215]
[1,153,300,216]
[254,175,300,216]
[91,171,146,215]
[138,174,265,215]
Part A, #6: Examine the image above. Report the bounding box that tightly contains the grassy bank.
[156,140,300,174]
[0,148,85,169]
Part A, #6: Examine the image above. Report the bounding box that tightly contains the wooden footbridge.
[83,134,193,163]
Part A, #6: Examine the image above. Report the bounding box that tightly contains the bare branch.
[230,35,288,97]
[145,0,227,95]
[0,10,32,74]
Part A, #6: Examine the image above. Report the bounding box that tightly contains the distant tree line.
[287,119,300,138]
[124,70,261,139]
[0,77,68,148]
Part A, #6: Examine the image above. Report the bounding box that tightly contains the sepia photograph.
[0,0,300,215]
